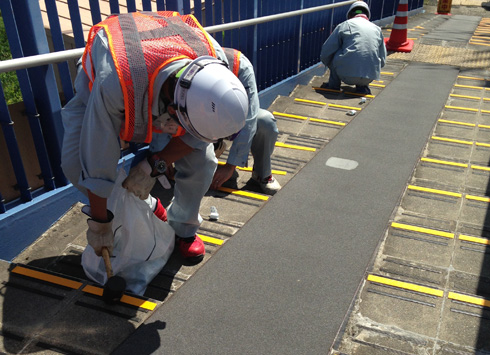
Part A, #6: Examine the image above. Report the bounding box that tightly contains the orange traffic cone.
[384,0,414,53]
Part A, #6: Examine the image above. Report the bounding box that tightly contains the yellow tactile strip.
[273,111,347,127]
[367,274,490,309]
[11,265,159,310]
[406,183,490,204]
[470,18,490,47]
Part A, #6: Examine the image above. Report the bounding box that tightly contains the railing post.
[0,81,32,203]
[166,0,185,14]
[9,0,68,187]
[252,0,258,69]
[0,0,56,193]
[297,0,304,74]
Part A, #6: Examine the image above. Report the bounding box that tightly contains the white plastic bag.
[82,169,175,295]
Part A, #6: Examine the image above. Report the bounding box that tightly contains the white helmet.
[174,56,248,143]
[347,1,371,20]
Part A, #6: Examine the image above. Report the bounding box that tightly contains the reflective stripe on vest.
[82,11,216,143]
[223,47,241,77]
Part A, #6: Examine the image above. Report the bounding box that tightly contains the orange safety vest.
[223,47,242,77]
[82,11,216,143]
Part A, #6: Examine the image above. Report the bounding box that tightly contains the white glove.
[122,159,157,200]
[87,218,114,257]
[82,206,114,257]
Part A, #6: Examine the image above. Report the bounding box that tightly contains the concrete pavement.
[2,3,490,354]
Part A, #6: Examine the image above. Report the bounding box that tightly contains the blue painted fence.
[0,0,422,215]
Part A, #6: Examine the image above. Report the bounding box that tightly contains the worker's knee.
[257,109,278,136]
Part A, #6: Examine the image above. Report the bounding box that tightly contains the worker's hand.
[211,163,236,190]
[87,218,114,256]
[122,159,157,199]
[82,206,115,257]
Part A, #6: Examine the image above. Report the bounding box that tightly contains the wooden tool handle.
[101,247,114,278]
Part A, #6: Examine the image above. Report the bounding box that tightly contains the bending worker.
[61,11,272,264]
[320,1,386,95]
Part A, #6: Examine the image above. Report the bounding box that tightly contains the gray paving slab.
[113,63,459,355]
[424,15,481,42]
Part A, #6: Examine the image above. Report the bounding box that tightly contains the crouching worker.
[210,48,281,196]
[320,1,386,95]
[61,11,249,275]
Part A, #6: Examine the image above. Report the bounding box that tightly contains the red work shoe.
[153,198,167,222]
[177,235,205,263]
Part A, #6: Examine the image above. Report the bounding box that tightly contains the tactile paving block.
[438,297,490,351]
[466,167,490,193]
[382,222,455,267]
[358,275,444,338]
[441,109,480,122]
[471,144,490,164]
[452,236,490,278]
[460,196,490,227]
[426,138,473,161]
[434,120,476,140]
[400,185,462,220]
[413,158,467,189]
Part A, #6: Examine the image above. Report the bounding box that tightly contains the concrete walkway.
[2,3,490,355]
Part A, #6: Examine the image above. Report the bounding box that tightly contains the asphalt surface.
[3,3,490,355]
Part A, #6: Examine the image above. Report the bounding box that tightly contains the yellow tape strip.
[367,274,444,297]
[309,117,346,126]
[458,75,485,81]
[273,111,346,127]
[198,233,225,246]
[391,222,454,239]
[454,84,484,90]
[481,109,490,114]
[12,266,158,311]
[448,292,490,308]
[217,161,287,175]
[478,124,490,128]
[471,164,490,171]
[444,105,479,112]
[11,266,83,290]
[272,111,308,120]
[407,185,462,198]
[421,157,468,168]
[449,93,481,100]
[218,186,269,201]
[476,142,490,147]
[466,194,490,203]
[294,98,327,106]
[431,136,473,145]
[81,285,158,310]
[470,42,490,47]
[120,295,158,310]
[275,142,316,152]
[381,71,394,75]
[82,284,103,296]
[369,83,385,88]
[438,119,476,127]
[328,103,361,111]
[459,234,490,245]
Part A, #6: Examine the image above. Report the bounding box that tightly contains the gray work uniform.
[320,16,386,88]
[61,29,277,239]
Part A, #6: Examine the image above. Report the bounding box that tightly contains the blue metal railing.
[0,0,423,217]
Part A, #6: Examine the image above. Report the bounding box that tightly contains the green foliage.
[0,14,22,105]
